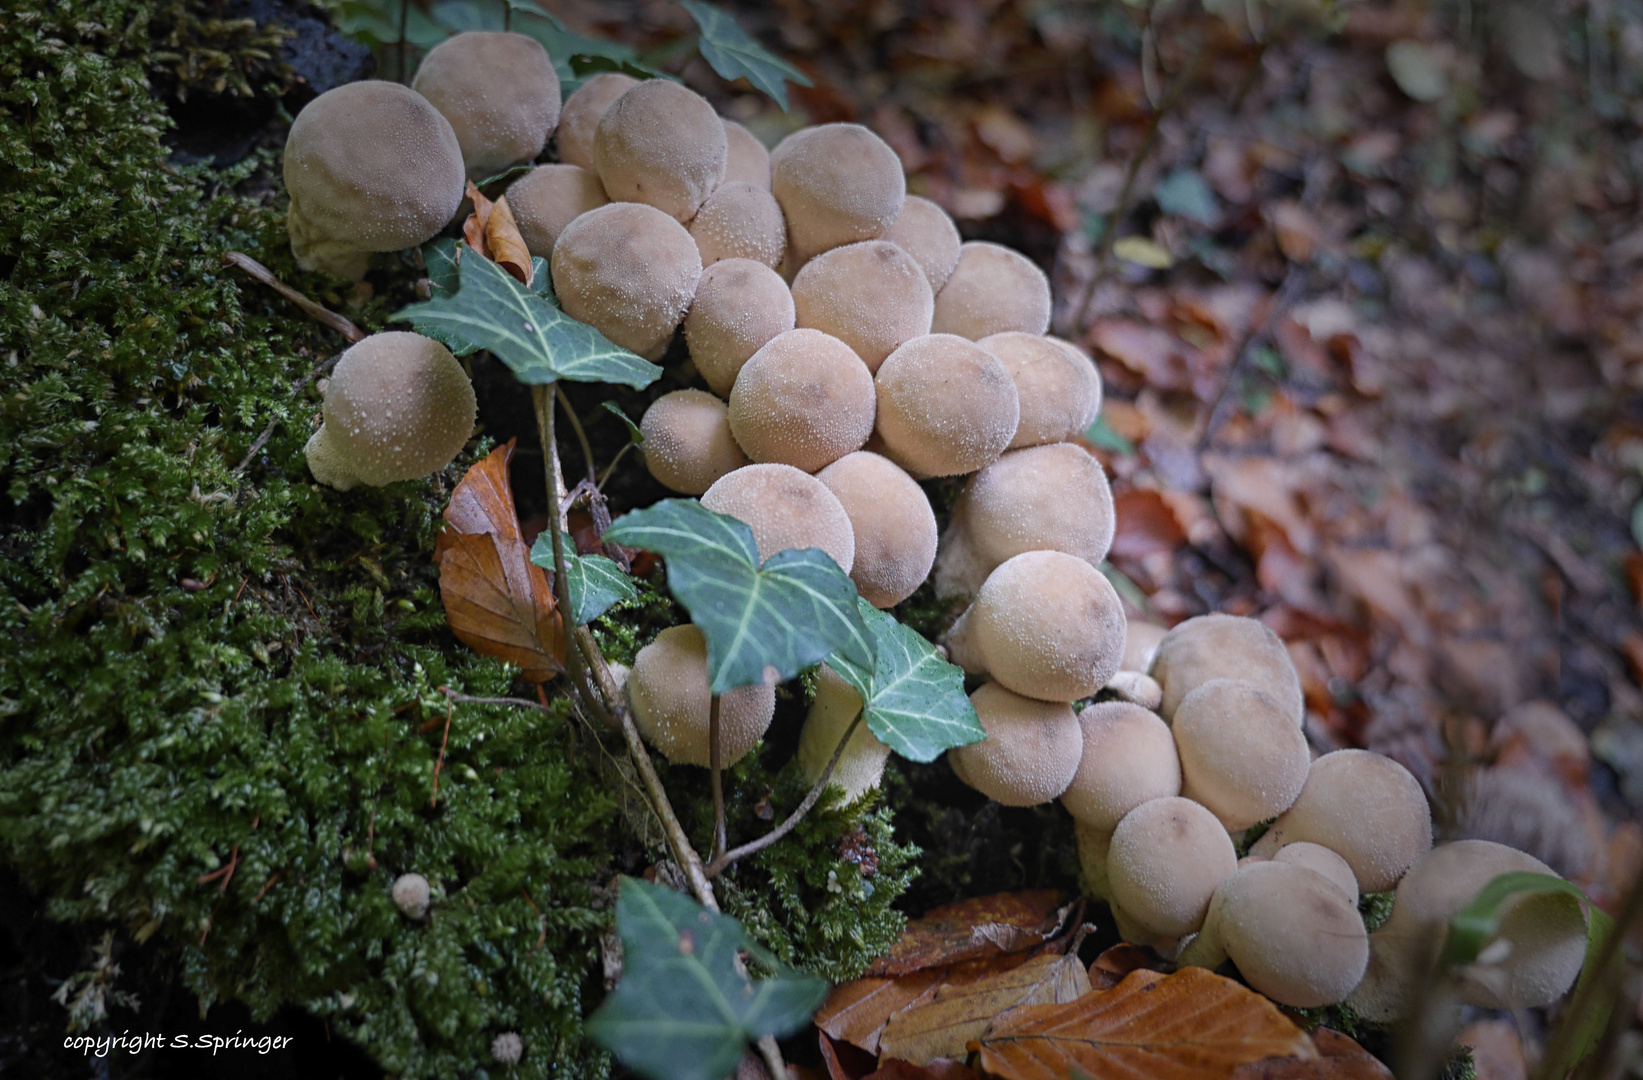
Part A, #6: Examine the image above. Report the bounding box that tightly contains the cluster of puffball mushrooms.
[286,33,1590,1020]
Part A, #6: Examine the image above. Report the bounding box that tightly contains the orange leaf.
[1110,488,1188,560]
[866,891,1068,977]
[974,968,1315,1080]
[485,195,534,288]
[440,439,525,550]
[1087,943,1170,990]
[462,180,494,261]
[1234,1028,1393,1079]
[819,952,1052,1056]
[878,952,1089,1066]
[864,1060,981,1080]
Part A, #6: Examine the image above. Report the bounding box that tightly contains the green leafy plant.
[678,0,812,110]
[532,534,640,626]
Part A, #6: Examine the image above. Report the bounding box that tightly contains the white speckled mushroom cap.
[506,164,609,261]
[550,201,702,360]
[628,624,775,767]
[412,31,562,179]
[728,328,875,473]
[688,181,787,268]
[684,259,796,397]
[948,683,1081,807]
[978,332,1103,449]
[1107,795,1238,939]
[700,463,855,573]
[882,195,962,292]
[798,664,891,803]
[722,119,771,189]
[874,333,1019,477]
[931,242,1052,340]
[814,451,937,609]
[770,123,905,261]
[639,389,748,495]
[1061,701,1181,833]
[792,240,934,372]
[1151,613,1305,726]
[555,73,638,171]
[1172,678,1311,832]
[594,79,727,222]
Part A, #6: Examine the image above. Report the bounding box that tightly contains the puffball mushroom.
[639,389,748,495]
[979,332,1102,449]
[594,79,727,223]
[947,683,1082,807]
[728,328,875,473]
[931,242,1052,340]
[683,259,796,397]
[874,333,1020,477]
[1107,796,1238,939]
[1061,701,1182,833]
[1178,861,1369,1008]
[393,872,431,919]
[1270,842,1359,905]
[934,443,1116,597]
[792,241,935,372]
[798,664,892,803]
[769,123,906,262]
[555,73,637,171]
[304,332,476,491]
[1248,749,1433,894]
[814,451,937,608]
[506,164,609,260]
[1122,620,1167,673]
[688,181,786,268]
[1348,840,1588,1020]
[700,463,855,573]
[1151,613,1305,726]
[283,81,465,281]
[882,195,962,292]
[722,119,771,189]
[944,550,1127,704]
[411,31,562,179]
[1172,679,1311,832]
[628,625,776,767]
[550,202,702,360]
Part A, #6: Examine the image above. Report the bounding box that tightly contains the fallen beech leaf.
[485,195,534,288]
[818,953,1048,1055]
[1089,318,1193,391]
[866,891,1068,977]
[439,439,525,550]
[975,968,1315,1080]
[865,1060,980,1080]
[1234,1028,1393,1079]
[1270,202,1319,263]
[820,1031,879,1080]
[880,952,1089,1065]
[1087,943,1170,990]
[1110,488,1188,560]
[462,180,494,261]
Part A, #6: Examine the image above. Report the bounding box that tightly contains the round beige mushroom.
[722,119,771,189]
[688,181,786,268]
[554,73,637,171]
[284,81,465,281]
[1061,701,1181,833]
[1151,613,1305,726]
[1172,679,1311,832]
[628,624,776,767]
[1107,796,1238,939]
[683,259,796,397]
[948,683,1081,807]
[792,241,935,372]
[1348,840,1588,1021]
[1121,620,1167,673]
[728,329,875,473]
[1271,842,1359,904]
[874,333,1019,477]
[979,332,1103,449]
[594,79,727,222]
[551,202,701,360]
[814,451,937,608]
[305,332,476,491]
[1076,821,1114,900]
[882,195,962,292]
[639,389,748,495]
[931,242,1052,339]
[798,664,892,804]
[944,550,1127,703]
[506,164,609,260]
[412,31,562,179]
[1248,749,1433,894]
[769,123,905,261]
[701,463,855,572]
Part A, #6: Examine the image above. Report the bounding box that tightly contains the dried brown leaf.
[462,180,493,261]
[1087,943,1171,991]
[1089,319,1194,392]
[878,953,1090,1066]
[817,970,947,1055]
[866,891,1067,977]
[864,1060,980,1080]
[1270,202,1319,263]
[1110,488,1188,560]
[485,195,534,287]
[1234,1028,1393,1079]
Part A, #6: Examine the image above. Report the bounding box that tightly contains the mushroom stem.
[710,694,727,864]
[555,384,597,484]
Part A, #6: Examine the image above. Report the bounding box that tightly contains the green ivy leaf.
[529,533,637,626]
[1083,414,1136,455]
[394,241,661,389]
[601,400,645,446]
[570,53,676,82]
[826,599,983,763]
[602,499,872,693]
[507,8,642,88]
[587,877,828,1080]
[677,0,812,111]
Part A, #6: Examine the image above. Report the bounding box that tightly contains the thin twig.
[223,252,365,343]
[597,442,634,491]
[710,696,727,864]
[556,385,597,484]
[429,694,455,808]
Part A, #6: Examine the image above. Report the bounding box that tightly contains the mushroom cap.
[934,443,1115,597]
[1248,749,1433,894]
[1045,337,1104,429]
[1201,861,1370,1008]
[814,451,937,608]
[979,332,1103,449]
[683,259,796,397]
[594,79,727,222]
[1107,796,1238,939]
[1121,620,1167,673]
[1271,842,1359,905]
[550,201,702,360]
[722,119,772,188]
[947,683,1081,807]
[639,389,749,495]
[555,72,638,171]
[1151,613,1305,726]
[283,81,465,281]
[700,463,855,573]
[411,31,562,179]
[628,624,776,767]
[1348,840,1587,1020]
[769,123,906,261]
[792,240,935,372]
[944,550,1127,703]
[392,872,431,919]
[874,333,1020,477]
[728,328,875,473]
[882,195,962,292]
[1172,679,1311,832]
[304,332,476,490]
[1061,701,1181,833]
[688,181,786,268]
[506,164,609,260]
[798,664,891,803]
[930,242,1052,340]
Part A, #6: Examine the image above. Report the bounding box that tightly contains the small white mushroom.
[628,625,776,767]
[411,31,562,178]
[683,259,796,397]
[639,389,748,495]
[1106,796,1238,939]
[769,123,906,262]
[506,164,609,261]
[1171,679,1311,832]
[593,79,727,222]
[947,683,1082,806]
[722,119,771,189]
[555,73,638,171]
[393,872,431,919]
[978,332,1103,449]
[814,451,938,608]
[728,329,875,473]
[550,202,702,360]
[882,195,962,292]
[930,242,1052,339]
[700,463,855,573]
[1150,613,1305,727]
[1061,702,1181,833]
[874,334,1020,477]
[688,181,787,268]
[798,665,892,803]
[791,240,934,372]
